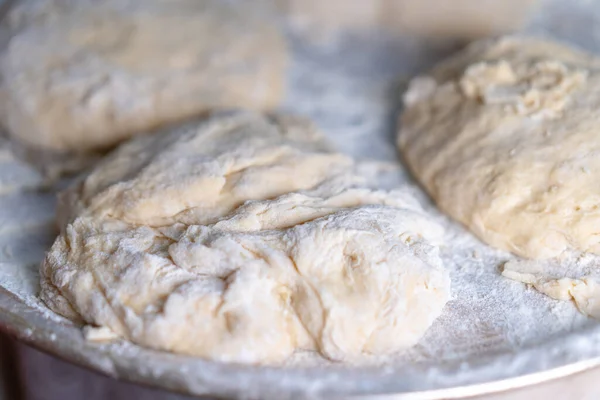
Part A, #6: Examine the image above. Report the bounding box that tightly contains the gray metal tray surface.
[3,0,600,398]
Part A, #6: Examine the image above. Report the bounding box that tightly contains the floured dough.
[40,111,450,364]
[399,36,600,259]
[0,0,287,153]
[56,112,354,229]
[503,255,600,319]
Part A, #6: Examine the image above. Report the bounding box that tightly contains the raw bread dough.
[399,36,600,259]
[41,112,450,364]
[277,0,537,38]
[55,112,354,229]
[0,0,287,153]
[503,256,600,319]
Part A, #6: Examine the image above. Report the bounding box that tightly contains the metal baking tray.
[3,0,600,398]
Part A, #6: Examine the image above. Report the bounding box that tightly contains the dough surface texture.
[41,112,450,364]
[399,36,600,259]
[0,0,287,153]
[503,255,600,319]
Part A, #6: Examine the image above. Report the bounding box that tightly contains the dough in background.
[0,0,287,154]
[399,36,600,260]
[277,0,537,38]
[41,111,450,364]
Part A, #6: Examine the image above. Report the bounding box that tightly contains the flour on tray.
[0,29,596,367]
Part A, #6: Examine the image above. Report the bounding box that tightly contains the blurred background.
[276,0,538,38]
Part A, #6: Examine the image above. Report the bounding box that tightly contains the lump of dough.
[41,111,450,364]
[399,36,600,259]
[276,0,536,38]
[56,111,355,228]
[0,0,287,153]
[503,255,600,319]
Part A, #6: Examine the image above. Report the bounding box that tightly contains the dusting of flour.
[0,12,598,372]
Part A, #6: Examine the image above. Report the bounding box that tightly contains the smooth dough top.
[0,0,287,152]
[41,112,450,364]
[399,36,600,259]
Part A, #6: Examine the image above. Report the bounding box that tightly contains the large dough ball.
[0,0,287,153]
[399,36,600,259]
[41,111,450,364]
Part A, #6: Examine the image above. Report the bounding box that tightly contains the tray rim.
[3,286,600,399]
[2,0,600,397]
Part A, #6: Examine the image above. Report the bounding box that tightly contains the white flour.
[278,26,593,367]
[0,137,65,322]
[0,0,598,380]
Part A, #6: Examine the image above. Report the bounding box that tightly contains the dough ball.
[0,0,287,153]
[41,111,450,364]
[399,36,600,259]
